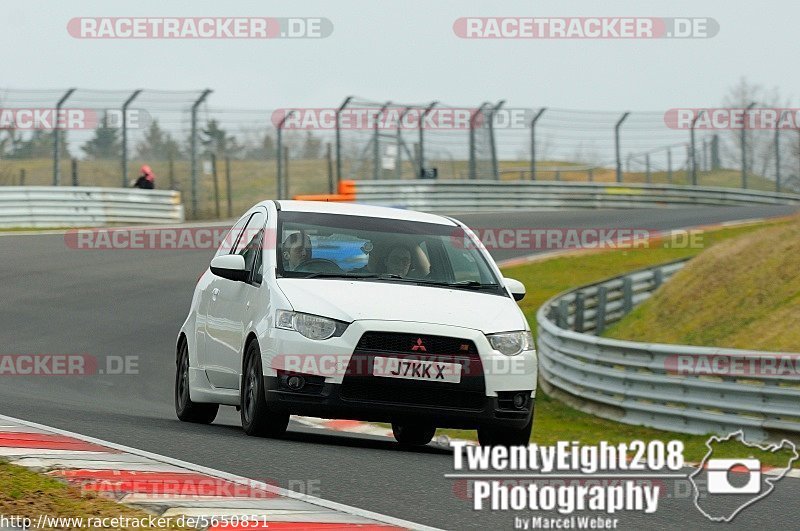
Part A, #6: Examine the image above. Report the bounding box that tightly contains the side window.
[236,211,267,282]
[215,214,251,258]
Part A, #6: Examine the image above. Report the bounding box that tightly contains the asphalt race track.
[1,205,797,529]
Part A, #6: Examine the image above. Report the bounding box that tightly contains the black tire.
[478,416,532,447]
[241,341,290,438]
[392,423,436,447]
[175,341,219,424]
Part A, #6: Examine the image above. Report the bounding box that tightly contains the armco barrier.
[296,180,800,212]
[536,258,800,442]
[0,186,184,228]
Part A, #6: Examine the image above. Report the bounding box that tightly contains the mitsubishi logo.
[411,338,427,352]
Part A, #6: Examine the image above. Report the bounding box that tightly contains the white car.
[175,200,537,446]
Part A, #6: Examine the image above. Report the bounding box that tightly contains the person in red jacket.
[133,165,155,189]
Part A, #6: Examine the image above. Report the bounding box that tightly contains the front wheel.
[478,416,532,447]
[175,341,219,424]
[392,423,436,447]
[241,341,290,438]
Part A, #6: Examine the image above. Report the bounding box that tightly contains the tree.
[200,119,243,158]
[6,130,70,159]
[136,119,180,160]
[81,113,121,159]
[244,131,276,159]
[300,131,323,159]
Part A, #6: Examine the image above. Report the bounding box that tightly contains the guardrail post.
[588,167,594,182]
[595,286,608,335]
[276,110,296,200]
[121,89,143,188]
[335,96,353,186]
[419,101,438,178]
[19,169,25,186]
[653,268,664,289]
[555,169,561,181]
[690,110,704,186]
[622,277,633,314]
[469,102,490,180]
[741,102,756,189]
[529,107,546,181]
[53,88,76,186]
[615,112,630,183]
[488,100,505,180]
[574,292,585,333]
[557,299,570,329]
[190,89,212,219]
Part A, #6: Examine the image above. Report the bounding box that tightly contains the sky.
[3,0,799,112]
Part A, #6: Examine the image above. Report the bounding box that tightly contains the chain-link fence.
[2,88,798,221]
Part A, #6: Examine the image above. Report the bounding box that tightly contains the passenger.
[383,245,413,277]
[281,232,312,271]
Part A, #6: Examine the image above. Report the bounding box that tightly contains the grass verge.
[436,215,800,468]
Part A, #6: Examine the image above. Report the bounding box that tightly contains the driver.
[383,245,413,277]
[281,232,312,271]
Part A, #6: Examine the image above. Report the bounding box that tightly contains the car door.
[205,209,267,389]
[196,213,250,371]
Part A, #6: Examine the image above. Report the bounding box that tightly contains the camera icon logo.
[706,458,761,494]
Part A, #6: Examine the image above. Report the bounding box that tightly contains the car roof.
[267,200,457,226]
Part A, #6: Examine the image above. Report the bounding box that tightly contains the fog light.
[287,375,305,391]
[513,393,527,409]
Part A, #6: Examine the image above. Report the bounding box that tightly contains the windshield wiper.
[414,279,500,289]
[299,272,403,280]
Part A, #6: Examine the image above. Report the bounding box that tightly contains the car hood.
[276,278,526,334]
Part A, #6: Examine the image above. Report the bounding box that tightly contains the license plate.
[372,356,462,384]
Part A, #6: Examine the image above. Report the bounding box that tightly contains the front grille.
[355,332,478,357]
[340,331,486,410]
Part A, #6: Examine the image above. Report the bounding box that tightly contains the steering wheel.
[295,258,343,274]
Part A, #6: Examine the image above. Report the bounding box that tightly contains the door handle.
[212,287,220,301]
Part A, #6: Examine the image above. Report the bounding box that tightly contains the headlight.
[275,310,347,340]
[487,331,534,356]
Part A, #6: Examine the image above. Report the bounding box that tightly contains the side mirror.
[210,254,248,282]
[504,278,526,301]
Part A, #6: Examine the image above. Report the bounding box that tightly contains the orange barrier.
[293,180,357,202]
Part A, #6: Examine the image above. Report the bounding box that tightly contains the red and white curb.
[0,414,441,530]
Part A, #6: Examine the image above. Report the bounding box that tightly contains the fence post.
[121,89,143,188]
[168,153,175,190]
[529,107,547,181]
[282,146,290,198]
[615,112,630,183]
[419,101,438,178]
[335,96,353,186]
[488,100,505,180]
[588,167,594,182]
[776,111,785,193]
[711,134,720,169]
[326,143,334,193]
[19,169,26,186]
[53,88,76,186]
[690,110,704,186]
[645,153,651,183]
[373,102,390,180]
[211,153,220,219]
[574,292,585,333]
[396,107,411,180]
[469,102,490,180]
[225,156,232,217]
[71,158,78,186]
[190,89,212,219]
[276,110,296,200]
[741,102,756,189]
[622,277,633,314]
[595,286,608,335]
[667,148,673,183]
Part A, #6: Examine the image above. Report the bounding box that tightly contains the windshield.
[276,211,503,294]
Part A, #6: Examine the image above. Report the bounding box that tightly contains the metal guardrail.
[349,180,800,212]
[0,186,184,228]
[536,259,800,442]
